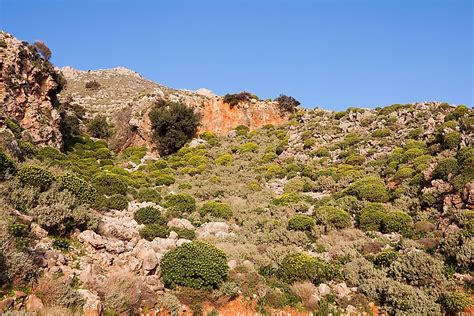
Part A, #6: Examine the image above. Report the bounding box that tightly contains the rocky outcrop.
[59,66,290,151]
[0,32,63,148]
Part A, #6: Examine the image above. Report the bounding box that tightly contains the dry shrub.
[291,281,318,310]
[101,271,143,314]
[34,275,84,311]
[38,306,81,316]
[33,40,52,60]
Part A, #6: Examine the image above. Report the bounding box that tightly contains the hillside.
[0,32,473,315]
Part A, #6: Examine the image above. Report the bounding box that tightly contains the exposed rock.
[0,32,63,148]
[30,223,48,239]
[24,294,44,312]
[77,289,103,316]
[197,222,231,238]
[78,230,106,249]
[0,297,14,311]
[167,218,194,230]
[318,283,331,297]
[333,282,351,299]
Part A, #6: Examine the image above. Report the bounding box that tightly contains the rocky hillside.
[0,32,64,149]
[0,32,473,316]
[59,66,290,151]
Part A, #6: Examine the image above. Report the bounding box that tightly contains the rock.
[188,138,207,148]
[463,182,474,207]
[176,238,191,246]
[167,218,194,230]
[25,294,44,312]
[142,250,159,271]
[30,223,48,239]
[77,289,103,316]
[168,230,178,240]
[227,259,238,270]
[318,283,331,297]
[197,222,230,238]
[128,256,142,272]
[78,230,105,249]
[144,275,164,291]
[0,297,14,311]
[333,282,351,299]
[105,239,126,254]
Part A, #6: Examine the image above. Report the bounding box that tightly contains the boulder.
[167,218,194,230]
[78,230,105,249]
[25,294,44,312]
[318,283,331,297]
[77,289,103,316]
[197,222,231,238]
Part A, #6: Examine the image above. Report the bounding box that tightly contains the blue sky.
[1,0,472,110]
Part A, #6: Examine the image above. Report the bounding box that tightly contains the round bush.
[278,252,319,283]
[163,193,196,215]
[382,211,412,234]
[134,206,163,225]
[17,166,55,190]
[139,224,169,241]
[161,240,228,289]
[443,131,461,150]
[442,292,473,313]
[171,227,196,240]
[200,201,233,220]
[135,188,161,203]
[104,194,129,210]
[155,173,175,186]
[317,206,352,229]
[288,215,314,231]
[394,167,415,181]
[374,250,399,267]
[432,158,458,180]
[215,153,233,166]
[348,176,389,202]
[0,151,15,180]
[359,203,386,231]
[57,173,98,204]
[92,173,128,196]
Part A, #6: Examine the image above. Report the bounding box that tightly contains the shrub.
[345,154,365,166]
[100,194,129,210]
[215,153,233,166]
[133,206,163,225]
[288,215,314,231]
[235,125,250,136]
[155,173,175,186]
[272,192,303,206]
[432,158,458,180]
[17,166,55,190]
[303,138,316,149]
[0,151,15,180]
[161,240,228,289]
[149,100,200,155]
[135,188,161,203]
[84,80,101,90]
[163,193,196,215]
[92,173,128,196]
[57,173,98,204]
[278,252,319,283]
[223,92,256,107]
[358,203,386,231]
[103,272,142,314]
[139,224,169,241]
[441,292,473,313]
[171,227,196,240]
[445,105,469,121]
[313,147,330,157]
[316,206,352,229]
[443,131,461,150]
[87,115,111,139]
[33,40,52,60]
[372,128,391,138]
[394,167,415,181]
[374,250,399,267]
[274,95,300,113]
[200,201,233,220]
[382,211,412,234]
[347,176,389,202]
[239,142,259,153]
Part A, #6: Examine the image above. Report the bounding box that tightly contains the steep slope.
[0,32,64,149]
[59,67,290,151]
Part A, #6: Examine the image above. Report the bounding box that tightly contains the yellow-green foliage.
[17,166,55,190]
[288,215,314,231]
[239,142,259,153]
[347,176,389,202]
[57,173,97,204]
[200,201,233,220]
[215,153,233,166]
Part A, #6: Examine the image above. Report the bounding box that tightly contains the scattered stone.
[25,294,44,312]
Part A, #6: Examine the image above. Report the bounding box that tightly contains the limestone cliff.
[59,67,289,151]
[0,32,64,148]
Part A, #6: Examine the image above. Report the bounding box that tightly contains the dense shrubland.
[0,102,472,314]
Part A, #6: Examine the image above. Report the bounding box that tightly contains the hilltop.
[0,32,473,315]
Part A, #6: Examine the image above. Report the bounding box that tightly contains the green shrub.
[358,203,386,231]
[223,92,257,107]
[372,128,391,138]
[278,252,319,283]
[103,194,129,210]
[303,138,316,149]
[92,173,128,196]
[345,154,365,166]
[316,206,352,229]
[87,115,111,139]
[0,151,16,180]
[389,250,446,286]
[265,163,285,179]
[445,105,469,121]
[313,147,330,157]
[382,211,412,234]
[441,292,473,313]
[272,192,304,206]
[135,188,161,203]
[239,142,259,153]
[17,166,55,190]
[394,167,415,181]
[374,250,399,267]
[274,95,300,113]
[139,224,169,241]
[347,176,389,202]
[432,158,458,180]
[57,173,98,204]
[18,140,37,157]
[443,131,461,150]
[149,100,200,155]
[235,125,250,136]
[163,193,196,215]
[215,153,233,166]
[161,241,228,289]
[288,215,314,231]
[4,117,22,138]
[200,201,233,220]
[134,206,163,225]
[171,227,196,240]
[155,173,175,186]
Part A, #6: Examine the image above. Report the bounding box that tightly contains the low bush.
[288,215,314,231]
[347,176,389,202]
[87,115,111,139]
[278,252,319,283]
[372,128,391,138]
[382,210,412,234]
[274,95,300,113]
[441,291,473,313]
[239,142,259,153]
[358,203,386,231]
[443,131,461,150]
[0,151,15,179]
[135,188,161,203]
[374,250,399,267]
[92,173,128,196]
[154,173,175,186]
[215,153,233,166]
[316,206,352,229]
[134,206,163,225]
[163,193,196,216]
[85,80,101,90]
[101,194,129,210]
[57,173,98,204]
[17,166,55,190]
[161,240,228,289]
[139,224,169,241]
[223,92,257,107]
[200,201,233,220]
[432,158,458,180]
[171,227,196,240]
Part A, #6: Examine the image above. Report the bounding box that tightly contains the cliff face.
[0,32,63,148]
[59,67,289,151]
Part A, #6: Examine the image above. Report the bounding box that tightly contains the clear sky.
[1,0,472,110]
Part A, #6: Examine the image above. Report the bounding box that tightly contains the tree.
[274,95,300,113]
[149,100,200,155]
[33,41,52,60]
[88,115,112,139]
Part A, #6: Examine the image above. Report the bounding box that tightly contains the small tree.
[33,41,52,60]
[274,95,300,113]
[149,100,200,155]
[88,115,112,139]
